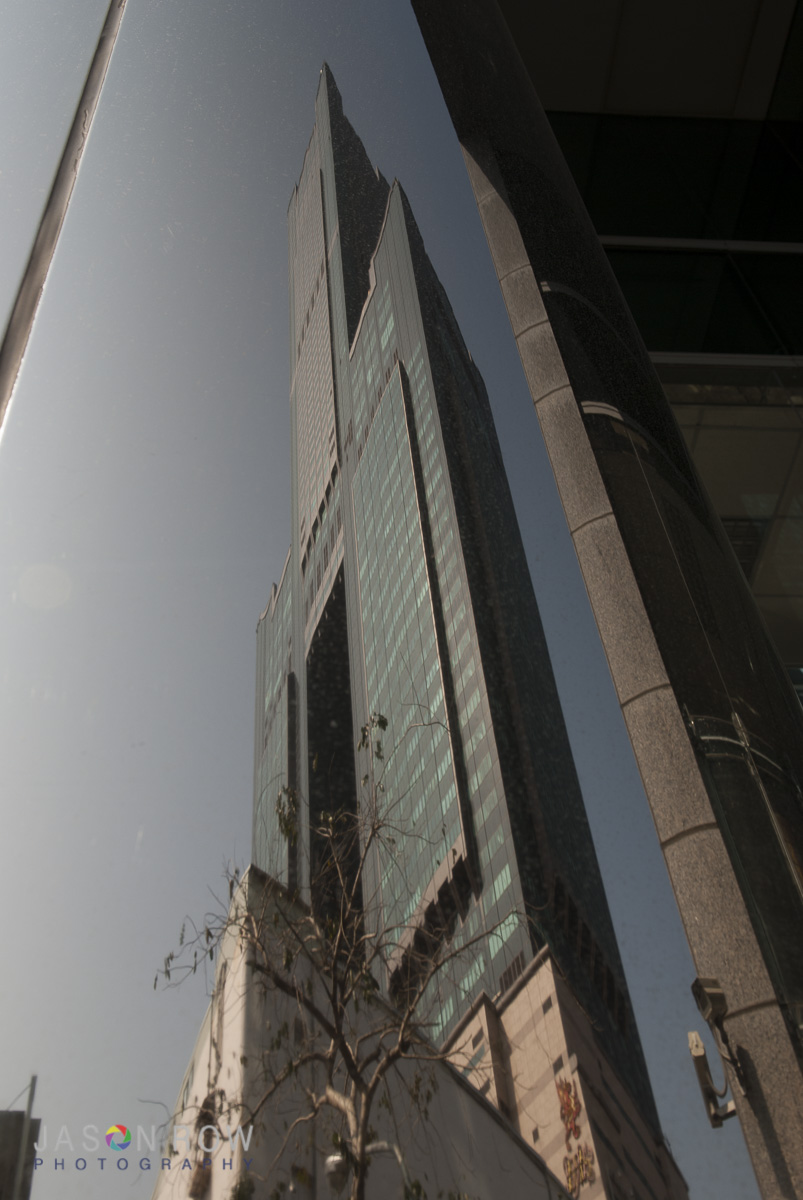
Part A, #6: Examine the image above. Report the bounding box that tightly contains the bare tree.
[157,713,519,1200]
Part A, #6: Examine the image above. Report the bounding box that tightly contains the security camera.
[688,1031,736,1127]
[691,977,728,1024]
[325,1153,350,1194]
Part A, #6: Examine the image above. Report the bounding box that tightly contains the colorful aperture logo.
[105,1125,131,1151]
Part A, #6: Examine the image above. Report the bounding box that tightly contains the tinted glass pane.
[705,256,787,354]
[735,253,803,354]
[734,124,803,241]
[549,113,803,242]
[548,113,728,238]
[607,249,784,353]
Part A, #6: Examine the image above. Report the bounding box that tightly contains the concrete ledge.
[478,190,533,279]
[663,826,774,1013]
[622,685,714,845]
[499,266,547,334]
[572,514,668,704]
[534,385,612,532]
[515,320,570,403]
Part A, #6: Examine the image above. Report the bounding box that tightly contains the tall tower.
[253,66,687,1199]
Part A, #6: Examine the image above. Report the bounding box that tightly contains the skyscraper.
[253,66,687,1198]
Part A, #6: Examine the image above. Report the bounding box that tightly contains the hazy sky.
[0,2,759,1197]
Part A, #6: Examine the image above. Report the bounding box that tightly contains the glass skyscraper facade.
[253,64,662,1134]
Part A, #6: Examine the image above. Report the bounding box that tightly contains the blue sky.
[0,2,758,1197]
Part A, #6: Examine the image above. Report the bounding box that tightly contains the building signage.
[556,1078,595,1196]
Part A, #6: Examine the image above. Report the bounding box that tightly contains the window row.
[553,877,628,1035]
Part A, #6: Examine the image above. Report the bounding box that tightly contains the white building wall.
[449,952,688,1200]
[151,869,571,1200]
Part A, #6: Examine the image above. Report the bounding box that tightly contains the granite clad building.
[409,3,803,1194]
[253,66,687,1199]
[528,0,803,686]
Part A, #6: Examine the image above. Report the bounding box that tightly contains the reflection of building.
[409,3,803,1193]
[252,67,687,1198]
